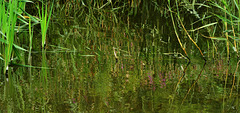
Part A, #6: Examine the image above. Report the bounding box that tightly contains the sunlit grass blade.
[0,38,27,51]
[203,36,228,40]
[9,62,53,69]
[189,22,218,32]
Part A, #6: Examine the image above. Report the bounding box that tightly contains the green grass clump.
[38,1,54,49]
[0,0,18,78]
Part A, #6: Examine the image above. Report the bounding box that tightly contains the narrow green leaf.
[189,22,217,32]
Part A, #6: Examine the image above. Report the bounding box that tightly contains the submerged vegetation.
[0,0,240,112]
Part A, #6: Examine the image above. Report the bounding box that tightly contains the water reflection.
[1,18,240,113]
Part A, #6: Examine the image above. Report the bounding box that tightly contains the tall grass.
[210,1,240,55]
[1,0,240,112]
[0,0,18,80]
[38,0,54,49]
[210,1,240,112]
[168,0,189,60]
[0,0,30,80]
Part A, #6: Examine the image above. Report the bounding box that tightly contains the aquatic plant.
[38,0,54,49]
[0,0,240,112]
[0,0,29,80]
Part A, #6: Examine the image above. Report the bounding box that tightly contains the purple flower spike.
[148,75,153,84]
[163,82,166,86]
[153,86,156,91]
[72,98,76,103]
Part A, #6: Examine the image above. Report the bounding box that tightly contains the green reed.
[209,1,240,112]
[38,0,54,49]
[1,0,240,112]
[36,2,54,106]
[0,0,30,80]
[210,1,240,55]
[0,0,18,78]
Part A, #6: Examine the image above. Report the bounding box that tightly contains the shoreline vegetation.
[0,0,240,112]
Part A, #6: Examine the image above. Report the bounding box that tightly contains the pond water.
[1,1,240,112]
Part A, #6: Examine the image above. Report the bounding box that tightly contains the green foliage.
[1,0,240,112]
[38,0,54,49]
[0,0,18,75]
